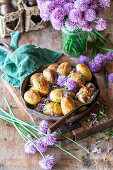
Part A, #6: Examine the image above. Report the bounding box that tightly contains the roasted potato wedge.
[57,62,72,76]
[30,73,43,85]
[76,64,92,82]
[50,89,75,103]
[68,73,85,88]
[24,90,41,105]
[43,69,58,84]
[78,86,92,104]
[47,63,58,71]
[43,102,63,116]
[61,96,76,115]
[32,78,50,96]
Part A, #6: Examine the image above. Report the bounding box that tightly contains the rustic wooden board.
[2,54,113,141]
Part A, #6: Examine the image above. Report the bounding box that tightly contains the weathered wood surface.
[0,2,113,170]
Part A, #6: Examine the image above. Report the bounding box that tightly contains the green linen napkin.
[0,31,63,87]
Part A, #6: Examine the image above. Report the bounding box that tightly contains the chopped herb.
[38,80,40,84]
[80,75,82,79]
[3,138,6,141]
[81,156,84,159]
[68,75,71,78]
[56,99,58,102]
[5,123,8,126]
[74,148,78,151]
[95,139,98,142]
[85,153,88,156]
[88,119,91,122]
[90,136,92,138]
[84,120,86,123]
[106,139,109,142]
[59,95,61,97]
[40,77,42,80]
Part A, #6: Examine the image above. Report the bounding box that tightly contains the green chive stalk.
[0,98,94,162]
[62,27,88,57]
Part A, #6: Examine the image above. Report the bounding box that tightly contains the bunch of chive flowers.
[78,52,113,83]
[0,99,93,170]
[36,0,110,31]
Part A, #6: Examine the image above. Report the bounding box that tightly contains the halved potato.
[32,78,50,96]
[24,90,41,105]
[30,73,43,85]
[76,100,88,113]
[43,69,58,84]
[43,102,63,116]
[50,89,75,103]
[47,63,58,71]
[78,86,92,104]
[68,73,85,88]
[57,62,72,76]
[61,96,76,115]
[76,64,92,82]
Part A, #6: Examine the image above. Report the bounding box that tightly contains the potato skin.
[57,62,72,76]
[30,73,43,85]
[47,63,58,71]
[32,78,50,96]
[76,64,92,82]
[43,69,58,84]
[68,73,85,88]
[76,100,88,113]
[50,89,75,103]
[61,96,76,115]
[24,90,41,105]
[43,102,63,116]
[78,86,92,104]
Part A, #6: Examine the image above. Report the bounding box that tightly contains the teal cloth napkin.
[0,31,63,87]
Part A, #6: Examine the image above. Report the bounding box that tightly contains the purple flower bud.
[105,52,113,61]
[78,55,90,67]
[34,139,47,153]
[24,141,37,154]
[108,73,113,83]
[57,75,67,87]
[38,120,50,134]
[65,79,77,91]
[42,132,57,146]
[85,9,96,22]
[39,155,55,170]
[95,18,107,31]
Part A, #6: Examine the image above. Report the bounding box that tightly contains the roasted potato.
[43,69,58,84]
[43,102,63,116]
[30,73,43,84]
[76,64,92,82]
[50,89,75,103]
[24,90,41,105]
[68,73,85,88]
[57,62,72,76]
[76,100,88,113]
[32,78,50,96]
[47,63,58,71]
[78,86,92,104]
[61,96,76,115]
[86,83,96,94]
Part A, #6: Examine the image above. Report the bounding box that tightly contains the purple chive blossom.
[42,132,57,146]
[85,9,96,22]
[90,60,101,73]
[63,3,74,14]
[65,19,78,31]
[74,0,89,12]
[65,79,77,91]
[39,155,55,170]
[38,120,50,134]
[34,139,47,153]
[24,141,37,154]
[78,55,90,67]
[69,9,82,23]
[94,54,106,67]
[95,18,107,31]
[108,73,113,83]
[92,147,102,155]
[57,75,67,87]
[81,22,93,31]
[98,0,110,9]
[50,8,66,30]
[105,52,113,61]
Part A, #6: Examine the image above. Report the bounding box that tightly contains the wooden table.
[0,3,113,169]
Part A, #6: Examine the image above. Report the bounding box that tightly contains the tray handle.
[0,43,15,54]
